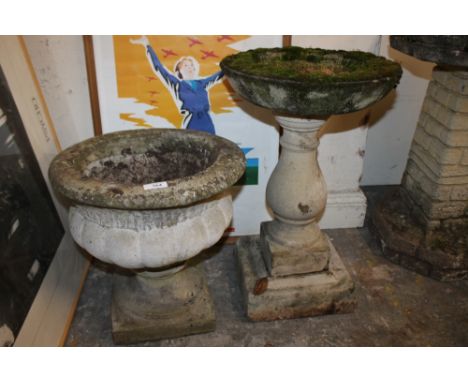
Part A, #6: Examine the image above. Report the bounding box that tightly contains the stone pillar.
[371,67,468,281]
[402,68,468,228]
[261,116,330,276]
[236,116,355,321]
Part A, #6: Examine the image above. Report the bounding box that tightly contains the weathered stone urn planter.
[370,36,468,281]
[49,128,245,343]
[221,47,402,320]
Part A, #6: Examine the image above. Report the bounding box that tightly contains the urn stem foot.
[111,263,215,344]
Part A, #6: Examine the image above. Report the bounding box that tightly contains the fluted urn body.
[49,128,245,343]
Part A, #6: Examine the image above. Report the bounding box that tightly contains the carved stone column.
[261,116,330,276]
[236,116,356,321]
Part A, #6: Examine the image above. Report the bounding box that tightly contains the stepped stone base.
[235,235,355,321]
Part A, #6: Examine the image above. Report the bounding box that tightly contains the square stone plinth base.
[370,187,468,281]
[236,235,356,321]
[260,221,330,276]
[111,264,215,345]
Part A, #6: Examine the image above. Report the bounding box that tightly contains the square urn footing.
[235,235,356,321]
[111,263,216,345]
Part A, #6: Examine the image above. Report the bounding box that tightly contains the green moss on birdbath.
[220,47,402,116]
[222,47,402,83]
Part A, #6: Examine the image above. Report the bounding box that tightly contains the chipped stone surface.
[49,128,245,210]
[237,235,355,321]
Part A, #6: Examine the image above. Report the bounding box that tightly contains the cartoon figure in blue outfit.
[130,36,224,135]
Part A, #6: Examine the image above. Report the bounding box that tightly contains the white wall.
[24,36,94,149]
[361,35,434,185]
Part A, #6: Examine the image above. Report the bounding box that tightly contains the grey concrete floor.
[66,224,468,346]
[65,186,468,346]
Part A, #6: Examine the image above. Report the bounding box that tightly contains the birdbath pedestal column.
[261,116,330,277]
[237,115,354,321]
[221,47,402,320]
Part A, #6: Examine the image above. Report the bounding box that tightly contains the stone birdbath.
[371,36,468,281]
[221,47,402,320]
[49,128,245,343]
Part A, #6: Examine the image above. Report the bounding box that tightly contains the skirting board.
[14,232,90,347]
[319,189,367,229]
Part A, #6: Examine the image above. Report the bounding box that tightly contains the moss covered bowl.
[220,47,402,116]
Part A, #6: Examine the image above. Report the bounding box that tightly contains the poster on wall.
[92,35,282,235]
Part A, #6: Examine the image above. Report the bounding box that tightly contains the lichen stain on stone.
[268,84,288,104]
[351,88,384,110]
[307,91,328,100]
[298,202,310,214]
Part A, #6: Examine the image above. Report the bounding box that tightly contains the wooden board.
[0,36,90,346]
[14,234,90,346]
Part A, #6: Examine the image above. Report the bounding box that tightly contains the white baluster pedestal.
[236,116,356,321]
